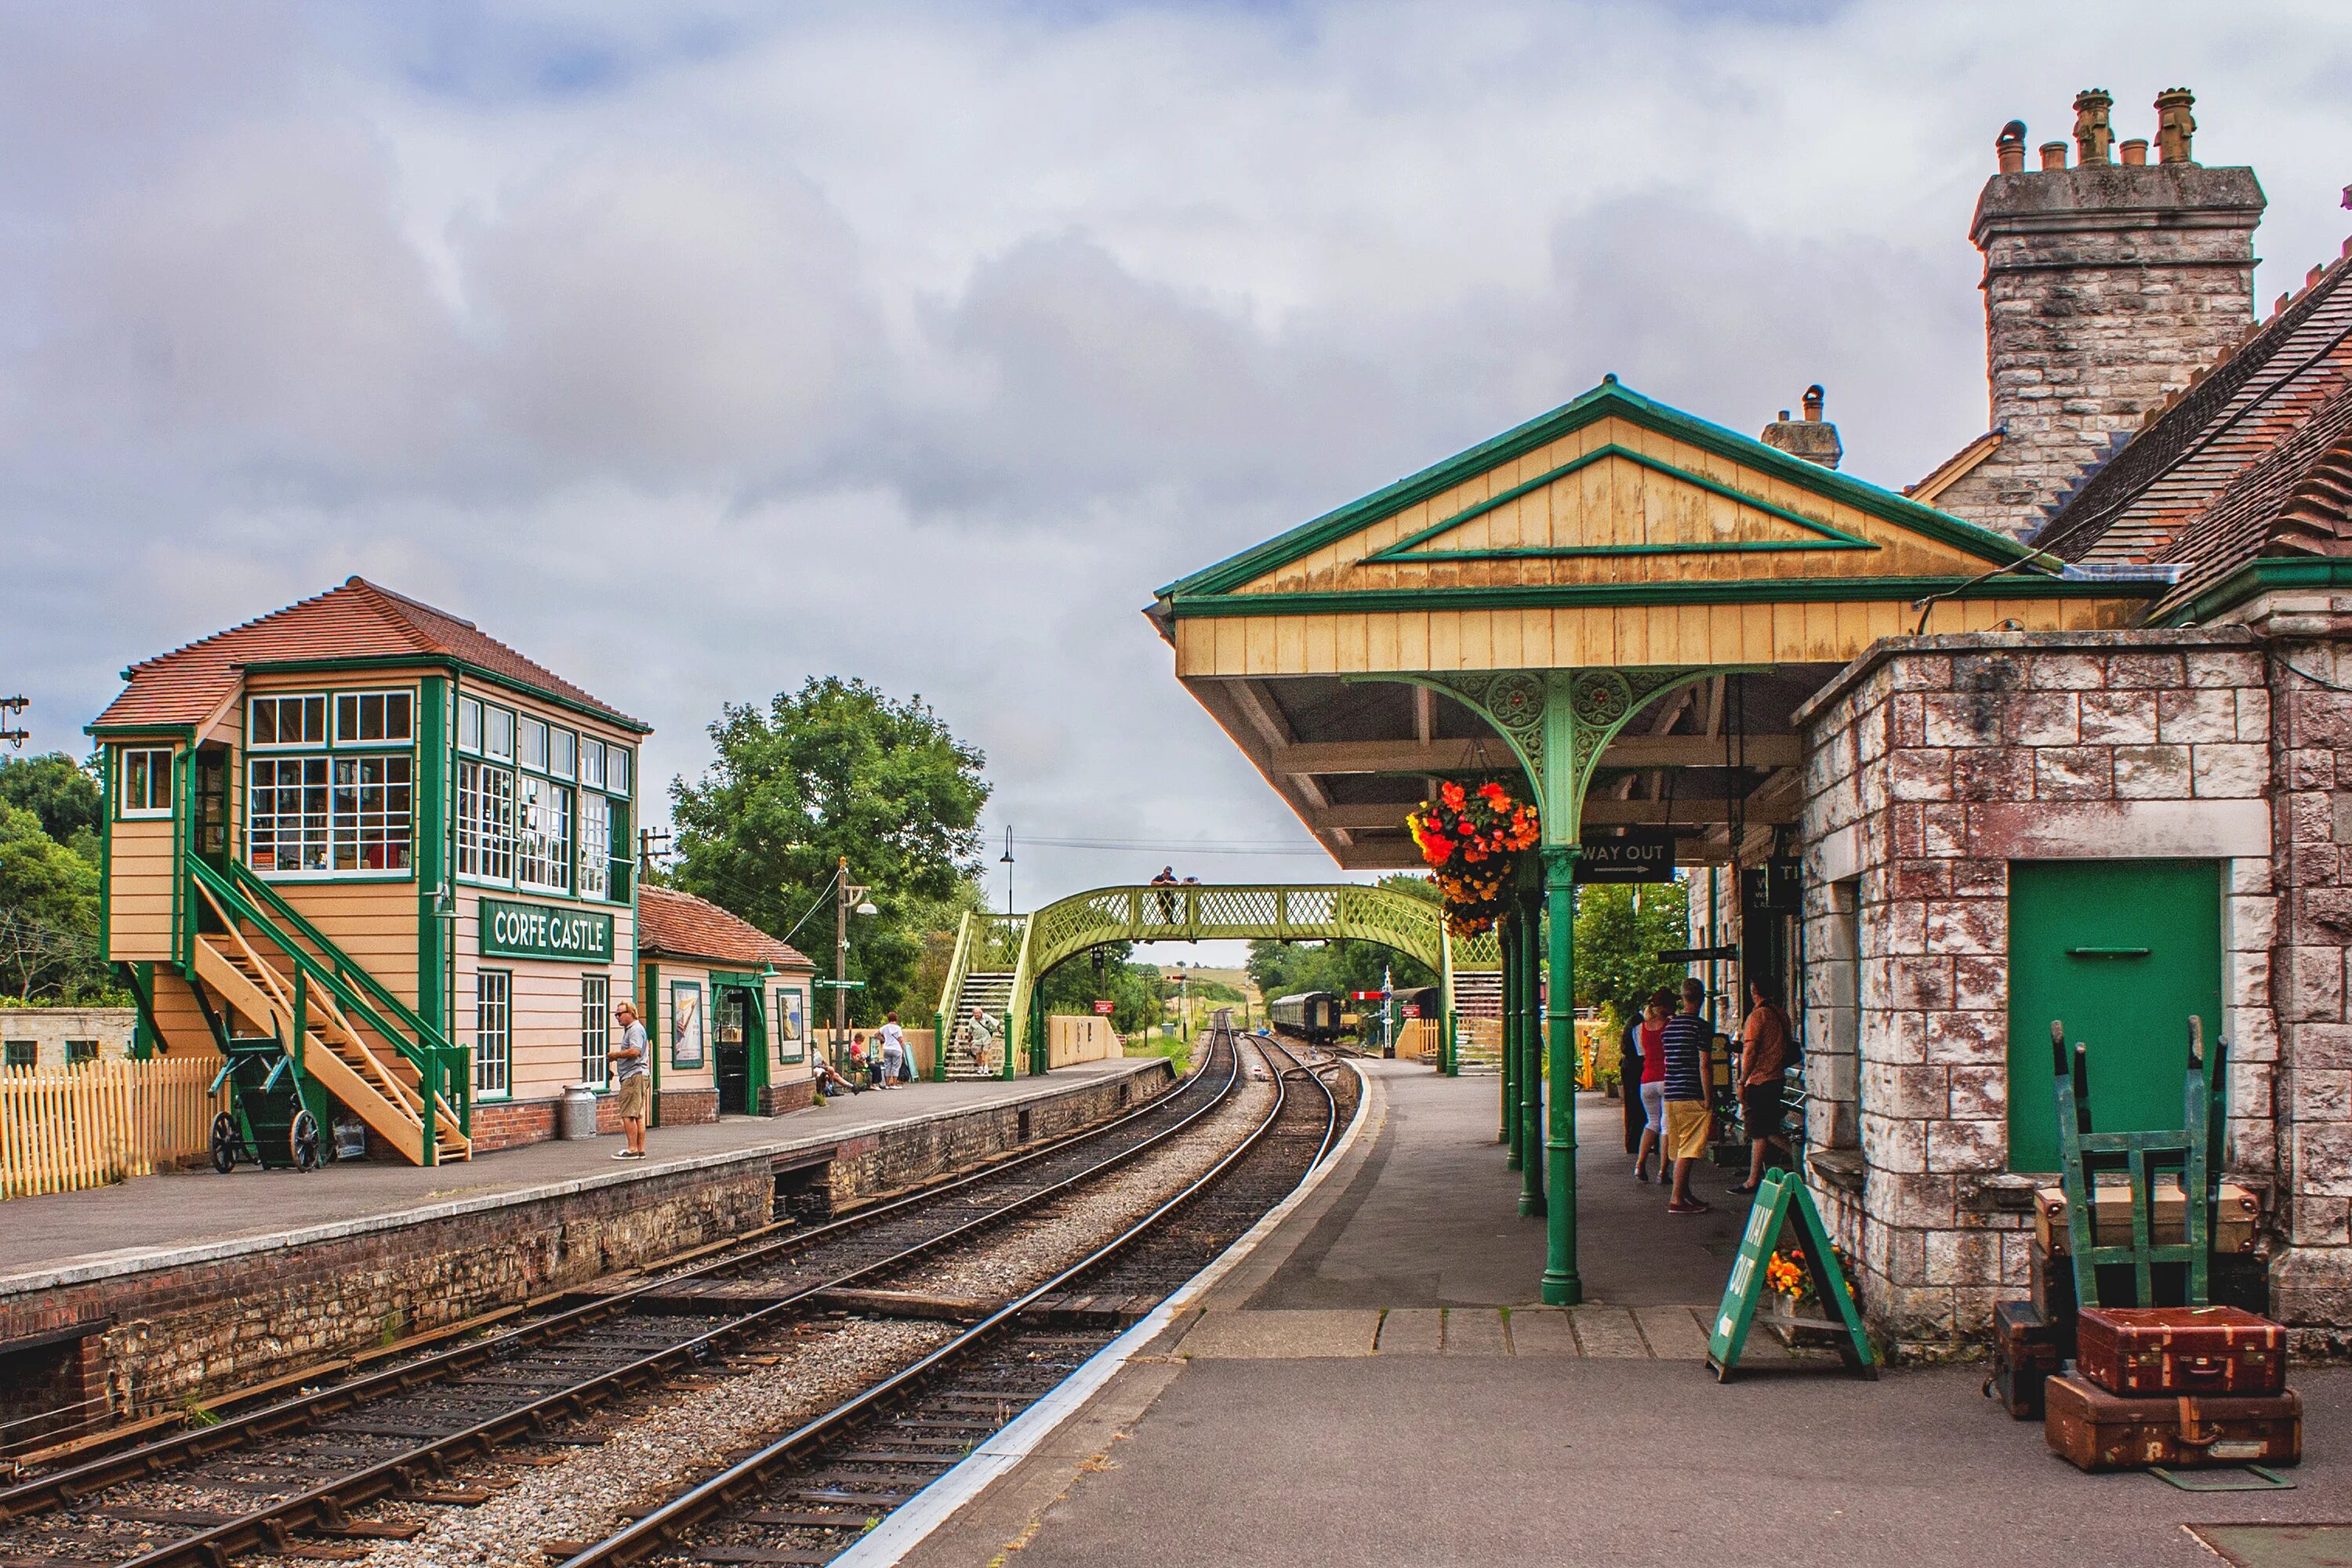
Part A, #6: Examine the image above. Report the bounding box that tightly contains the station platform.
[891,1059,2352,1568]
[0,1056,1159,1289]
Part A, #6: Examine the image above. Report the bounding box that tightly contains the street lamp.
[998,827,1014,915]
[833,856,877,1036]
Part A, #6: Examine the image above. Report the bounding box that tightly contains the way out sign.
[1573,829,1675,884]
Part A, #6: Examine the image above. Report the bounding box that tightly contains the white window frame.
[456,758,517,884]
[333,689,416,747]
[548,727,576,780]
[608,746,631,797]
[248,694,327,750]
[476,970,512,1097]
[458,695,483,755]
[485,705,516,763]
[515,773,572,895]
[247,752,412,879]
[582,974,611,1084]
[329,754,413,873]
[120,747,174,818]
[247,756,331,873]
[581,738,607,791]
[579,794,612,900]
[520,716,548,774]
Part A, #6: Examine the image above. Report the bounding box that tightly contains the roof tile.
[637,886,813,971]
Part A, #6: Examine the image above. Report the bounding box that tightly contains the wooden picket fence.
[0,1056,230,1200]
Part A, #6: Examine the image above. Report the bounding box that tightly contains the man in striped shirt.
[1659,978,1715,1214]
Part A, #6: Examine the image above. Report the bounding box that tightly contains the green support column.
[1500,909,1520,1167]
[1519,887,1545,1218]
[1541,844,1582,1305]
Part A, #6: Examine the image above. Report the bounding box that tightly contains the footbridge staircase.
[933,882,1499,1080]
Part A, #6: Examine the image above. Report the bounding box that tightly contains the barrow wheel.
[290,1110,322,1172]
[210,1112,240,1174]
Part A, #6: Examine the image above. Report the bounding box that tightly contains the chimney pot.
[2039,141,2069,172]
[2119,138,2148,167]
[1777,410,1791,422]
[2154,88,2196,165]
[1996,120,2027,174]
[1760,390,1840,469]
[2072,89,2114,165]
[1802,385,1825,422]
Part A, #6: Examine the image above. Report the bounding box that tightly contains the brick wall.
[1796,630,2279,1349]
[661,1087,719,1125]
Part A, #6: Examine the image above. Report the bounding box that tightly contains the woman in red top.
[1631,986,1675,1182]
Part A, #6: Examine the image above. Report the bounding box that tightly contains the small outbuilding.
[636,885,818,1123]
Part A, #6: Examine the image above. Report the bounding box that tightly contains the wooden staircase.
[189,877,469,1165]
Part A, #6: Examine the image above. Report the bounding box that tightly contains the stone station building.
[1155,88,2352,1347]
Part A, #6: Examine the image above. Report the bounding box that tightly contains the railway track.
[548,1028,1348,1568]
[0,1039,1248,1568]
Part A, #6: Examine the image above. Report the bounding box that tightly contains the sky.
[7,1,2352,933]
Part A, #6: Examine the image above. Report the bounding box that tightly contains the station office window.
[582,974,610,1083]
[477,971,512,1096]
[335,691,414,744]
[454,691,632,902]
[249,694,325,747]
[120,747,173,817]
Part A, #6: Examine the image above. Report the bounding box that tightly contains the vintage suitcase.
[1987,1300,2065,1421]
[2212,1253,2270,1316]
[2076,1305,2286,1397]
[2034,1181,2259,1257]
[2044,1374,2300,1472]
[2027,1240,2078,1327]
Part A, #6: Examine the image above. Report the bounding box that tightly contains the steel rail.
[5,1046,1236,1552]
[1258,1033,1341,1168]
[554,1029,1323,1568]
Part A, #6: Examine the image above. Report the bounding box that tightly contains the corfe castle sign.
[480,897,615,964]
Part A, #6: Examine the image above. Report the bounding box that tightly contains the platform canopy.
[1152,377,2157,869]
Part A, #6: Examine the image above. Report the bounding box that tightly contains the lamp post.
[832,856,877,1037]
[998,827,1014,914]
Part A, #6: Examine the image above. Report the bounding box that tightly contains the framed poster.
[670,980,705,1069]
[773,985,807,1065]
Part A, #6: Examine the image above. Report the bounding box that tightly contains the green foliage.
[0,753,103,853]
[1572,879,1692,1031]
[1038,947,1167,1034]
[0,797,118,1004]
[1246,873,1439,1002]
[671,678,990,1025]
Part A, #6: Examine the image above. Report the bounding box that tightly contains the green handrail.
[191,859,468,1135]
[227,860,447,1051]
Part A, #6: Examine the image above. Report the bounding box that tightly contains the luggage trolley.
[209,1033,332,1173]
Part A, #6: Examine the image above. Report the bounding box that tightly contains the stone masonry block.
[1862,1112,1927,1174]
[1889,656,1955,691]
[1924,898,2002,956]
[2078,690,2158,744]
[1925,1228,2002,1285]
[2238,687,2273,739]
[2226,895,2277,952]
[1951,956,2006,1013]
[1889,749,1951,801]
[2109,652,2187,689]
[2281,946,2347,1022]
[1923,693,2005,748]
[1926,1010,2005,1065]
[2231,856,2274,895]
[1951,858,2005,898]
[2289,1197,2352,1247]
[1887,956,1955,1011]
[1877,899,1926,956]
[2006,691,2078,747]
[2034,746,2114,799]
[2027,653,2106,690]
[2112,745,2192,798]
[2158,688,2241,742]
[2193,742,2269,797]
[2295,1023,2352,1072]
[2292,1070,2352,1122]
[1945,1064,2005,1119]
[2186,648,2266,687]
[2287,748,2336,793]
[1923,805,1969,858]
[1955,746,2035,801]
[1862,1062,1950,1118]
[2292,1123,2352,1198]
[1873,1171,1959,1229]
[1859,1009,1927,1065]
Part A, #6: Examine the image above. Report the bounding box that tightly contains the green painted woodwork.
[936,882,1503,1073]
[1363,442,1877,563]
[479,898,615,963]
[1156,378,2046,604]
[1541,845,1580,1304]
[1706,1168,1876,1380]
[416,676,449,1038]
[1517,894,1544,1218]
[1501,909,1522,1168]
[2007,859,2222,1174]
[2163,555,2352,626]
[1165,573,2141,621]
[643,960,663,1127]
[230,655,651,735]
[2051,1017,2222,1308]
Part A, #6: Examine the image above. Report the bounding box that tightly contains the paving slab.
[1632,1305,1713,1360]
[1374,1306,1443,1355]
[1504,1306,1577,1356]
[1570,1305,1653,1357]
[1177,1309,1378,1359]
[1442,1307,1508,1356]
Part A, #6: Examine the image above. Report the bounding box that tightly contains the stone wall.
[1794,629,2280,1350]
[0,1007,138,1065]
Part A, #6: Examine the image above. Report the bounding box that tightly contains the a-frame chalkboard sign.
[1706,1168,1878,1381]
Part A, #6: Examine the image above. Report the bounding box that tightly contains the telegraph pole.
[0,696,27,750]
[831,858,873,1036]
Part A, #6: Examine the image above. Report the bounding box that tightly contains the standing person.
[1151,866,1178,924]
[969,1006,999,1076]
[1659,982,1714,1214]
[1730,976,1796,1195]
[1631,988,1675,1182]
[611,1001,651,1160]
[879,1013,907,1090]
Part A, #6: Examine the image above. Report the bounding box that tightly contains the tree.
[0,753,103,855]
[1246,873,1439,1002]
[0,801,114,1003]
[671,678,990,1025]
[1572,878,1692,1031]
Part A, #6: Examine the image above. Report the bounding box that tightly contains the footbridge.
[931,883,1500,1080]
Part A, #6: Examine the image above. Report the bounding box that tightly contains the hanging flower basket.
[1406,780,1539,937]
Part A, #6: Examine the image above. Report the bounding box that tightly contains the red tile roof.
[637,885,812,971]
[93,577,646,732]
[2037,242,2352,582]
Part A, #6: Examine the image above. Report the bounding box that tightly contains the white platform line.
[831,1053,1377,1568]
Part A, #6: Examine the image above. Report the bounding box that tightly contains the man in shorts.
[612,1001,651,1160]
[1658,980,1714,1214]
[1730,976,1795,1195]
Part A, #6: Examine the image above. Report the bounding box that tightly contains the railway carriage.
[1268,990,1341,1045]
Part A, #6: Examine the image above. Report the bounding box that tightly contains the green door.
[2006,859,2222,1172]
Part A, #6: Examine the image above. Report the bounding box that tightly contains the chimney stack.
[1759,387,1842,469]
[1930,88,2263,538]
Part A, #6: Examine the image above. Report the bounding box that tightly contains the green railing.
[188,858,471,1148]
[935,883,1503,1076]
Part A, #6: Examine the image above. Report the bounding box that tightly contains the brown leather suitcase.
[1987,1300,2065,1420]
[2044,1374,2300,1471]
[2076,1305,2285,1397]
[2027,1240,2078,1328]
[2034,1181,2259,1256]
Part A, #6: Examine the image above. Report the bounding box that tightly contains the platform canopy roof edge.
[1149,376,2163,871]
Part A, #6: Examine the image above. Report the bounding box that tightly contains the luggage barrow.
[209,1036,330,1172]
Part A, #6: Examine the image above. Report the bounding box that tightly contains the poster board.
[670,980,705,1069]
[1706,1167,1877,1381]
[773,984,807,1065]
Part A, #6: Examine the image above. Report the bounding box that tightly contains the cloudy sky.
[9,1,2352,920]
